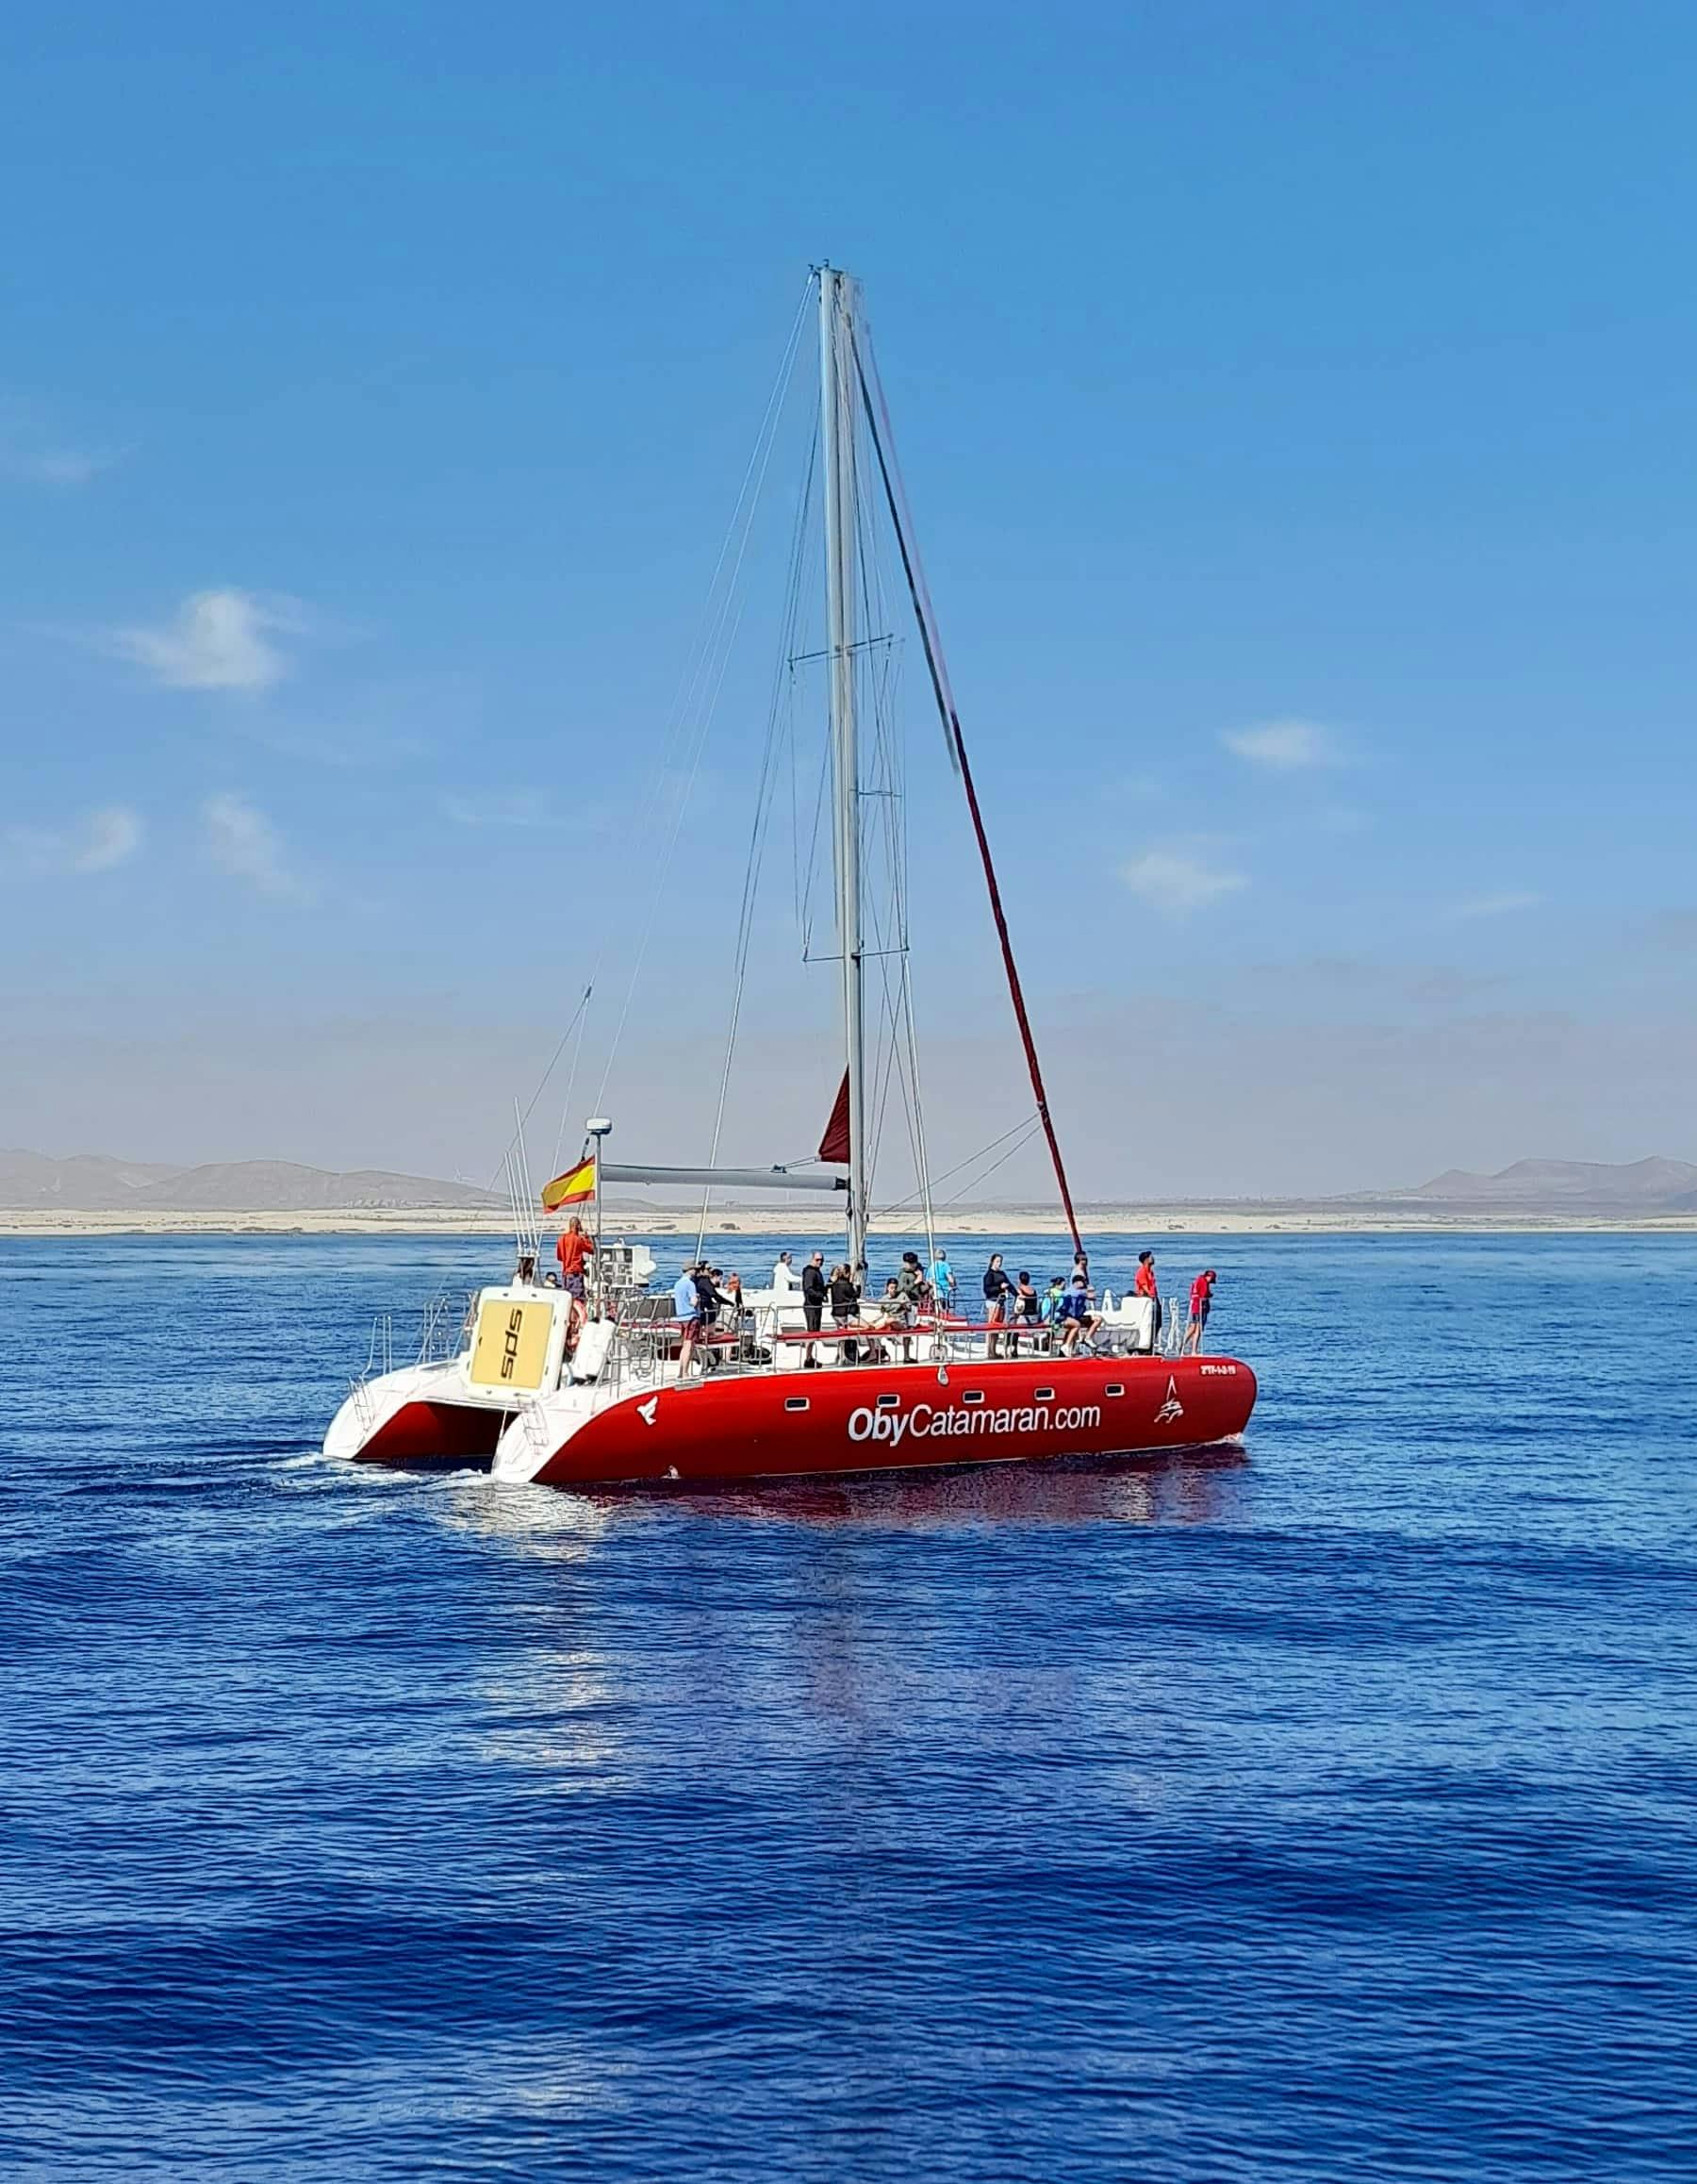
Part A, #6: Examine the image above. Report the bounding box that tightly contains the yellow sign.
[469,1299,554,1391]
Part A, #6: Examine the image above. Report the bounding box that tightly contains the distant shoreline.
[7,1207,1697,1239]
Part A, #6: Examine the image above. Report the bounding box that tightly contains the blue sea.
[3,1229,1694,2181]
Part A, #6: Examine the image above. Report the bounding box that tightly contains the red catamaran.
[321,268,1257,1486]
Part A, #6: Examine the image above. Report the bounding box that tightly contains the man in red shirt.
[1132,1249,1161,1353]
[555,1216,596,1322]
[1184,1268,1216,1355]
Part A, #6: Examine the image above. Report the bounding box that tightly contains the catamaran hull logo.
[1154,1377,1184,1424]
[636,1398,659,1428]
[847,1401,1101,1448]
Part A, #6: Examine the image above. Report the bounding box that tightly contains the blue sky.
[5,1,1697,1197]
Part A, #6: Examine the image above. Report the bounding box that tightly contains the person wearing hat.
[1184,1268,1217,1354]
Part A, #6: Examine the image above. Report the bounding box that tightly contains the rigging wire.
[484,979,595,1194]
[546,966,601,1179]
[784,424,819,938]
[932,1118,1045,1210]
[592,278,812,1110]
[848,308,1084,1255]
[873,1111,1040,1218]
[488,283,811,1216]
[692,525,809,1254]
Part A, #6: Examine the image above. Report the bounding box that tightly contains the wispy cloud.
[0,805,143,879]
[1223,718,1338,769]
[0,399,116,488]
[1256,953,1510,1004]
[113,589,305,692]
[202,793,315,902]
[1449,889,1541,921]
[1121,845,1247,915]
[2,445,113,487]
[440,791,552,828]
[1643,908,1697,951]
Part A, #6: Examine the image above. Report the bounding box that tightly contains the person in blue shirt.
[1058,1271,1100,1357]
[673,1261,704,1376]
[929,1249,956,1315]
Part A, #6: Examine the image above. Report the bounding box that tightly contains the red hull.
[529,1353,1256,1488]
[354,1399,508,1465]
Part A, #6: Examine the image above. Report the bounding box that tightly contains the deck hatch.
[1033,1386,1055,1402]
[1105,1383,1125,1398]
[876,1393,900,1409]
[783,1397,810,1412]
[962,1390,984,1406]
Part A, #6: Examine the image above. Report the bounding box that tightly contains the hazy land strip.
[8,1205,1697,1238]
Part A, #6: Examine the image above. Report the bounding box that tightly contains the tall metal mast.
[818,266,869,1277]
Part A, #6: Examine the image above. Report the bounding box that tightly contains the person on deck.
[1058,1269,1101,1356]
[771,1249,799,1295]
[829,1263,862,1365]
[871,1276,915,1364]
[693,1263,729,1369]
[1184,1268,1216,1354]
[898,1251,928,1315]
[1134,1250,1162,1353]
[1011,1270,1042,1355]
[930,1248,956,1315]
[555,1216,595,1302]
[982,1252,1015,1357]
[673,1260,705,1376]
[800,1250,828,1368]
[1041,1275,1066,1349]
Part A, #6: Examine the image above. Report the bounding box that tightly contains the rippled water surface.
[4,1230,1695,2180]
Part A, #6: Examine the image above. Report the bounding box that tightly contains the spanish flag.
[540,1156,596,1212]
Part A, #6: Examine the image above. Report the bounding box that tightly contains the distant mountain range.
[0,1150,503,1213]
[6,1149,1696,1217]
[1405,1157,1697,1212]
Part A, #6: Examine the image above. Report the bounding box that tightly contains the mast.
[819,265,868,1275]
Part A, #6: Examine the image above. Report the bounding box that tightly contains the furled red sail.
[817,1070,850,1164]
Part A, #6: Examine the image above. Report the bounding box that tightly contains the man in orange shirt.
[555,1216,596,1324]
[1133,1249,1161,1353]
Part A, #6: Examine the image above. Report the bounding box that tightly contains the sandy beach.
[8,1204,1697,1239]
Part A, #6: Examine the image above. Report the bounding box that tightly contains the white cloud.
[202,793,315,902]
[0,804,143,879]
[1223,718,1336,769]
[113,589,303,691]
[1121,846,1248,914]
[1450,890,1541,921]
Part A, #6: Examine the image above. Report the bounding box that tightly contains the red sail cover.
[818,1071,850,1163]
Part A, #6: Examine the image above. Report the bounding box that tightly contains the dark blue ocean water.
[3,1229,1694,2181]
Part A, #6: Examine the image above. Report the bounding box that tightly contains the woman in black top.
[829,1264,862,1365]
[982,1252,1014,1357]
